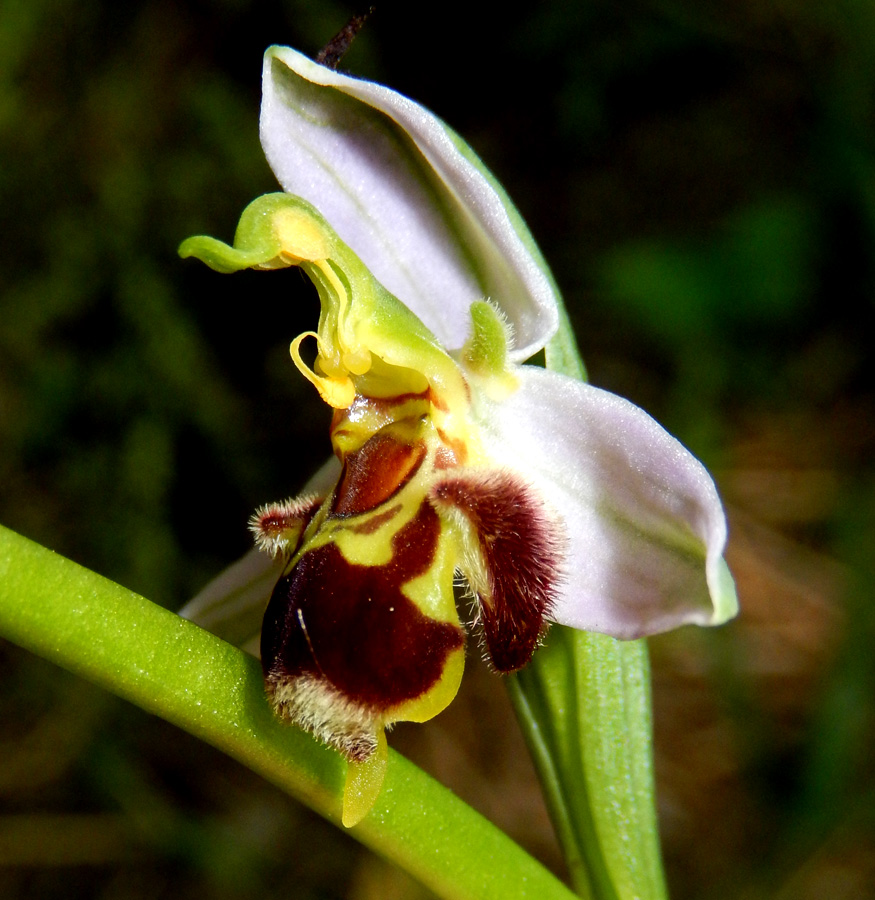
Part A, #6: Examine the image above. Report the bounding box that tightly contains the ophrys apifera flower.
[180,46,737,828]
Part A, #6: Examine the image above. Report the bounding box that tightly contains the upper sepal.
[260,45,560,362]
[476,367,738,639]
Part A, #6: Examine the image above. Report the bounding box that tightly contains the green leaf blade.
[511,629,668,900]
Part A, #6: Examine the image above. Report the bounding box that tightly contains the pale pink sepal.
[477,367,738,639]
[260,45,559,362]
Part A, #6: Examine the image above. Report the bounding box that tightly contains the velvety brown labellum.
[431,471,562,672]
[261,502,464,711]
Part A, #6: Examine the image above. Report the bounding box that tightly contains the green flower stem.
[0,523,575,900]
[503,321,669,900]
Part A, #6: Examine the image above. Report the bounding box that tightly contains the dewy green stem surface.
[0,523,576,900]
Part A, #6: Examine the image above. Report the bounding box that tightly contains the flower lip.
[260,45,560,362]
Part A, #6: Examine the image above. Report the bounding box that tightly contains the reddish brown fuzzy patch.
[261,502,464,714]
[430,471,564,672]
[332,431,426,517]
[250,495,322,557]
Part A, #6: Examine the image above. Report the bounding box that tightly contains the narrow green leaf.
[509,613,668,900]
[0,523,576,900]
[505,313,668,900]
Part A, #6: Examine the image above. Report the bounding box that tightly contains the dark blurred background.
[2,1,874,898]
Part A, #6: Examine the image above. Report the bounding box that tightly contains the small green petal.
[463,300,510,372]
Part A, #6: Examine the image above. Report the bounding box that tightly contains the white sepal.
[260,45,559,361]
[477,367,738,639]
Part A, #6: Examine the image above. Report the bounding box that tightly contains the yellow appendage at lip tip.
[343,729,388,828]
[340,650,465,827]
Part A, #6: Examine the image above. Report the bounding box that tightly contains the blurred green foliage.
[1,1,874,898]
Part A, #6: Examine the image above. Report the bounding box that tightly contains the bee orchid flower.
[179,46,738,828]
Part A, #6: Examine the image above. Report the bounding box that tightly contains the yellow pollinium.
[290,330,358,409]
[178,195,369,411]
[272,207,331,263]
[273,209,374,411]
